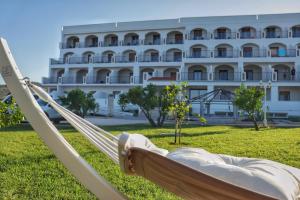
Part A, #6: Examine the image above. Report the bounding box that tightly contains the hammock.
[1,38,300,200]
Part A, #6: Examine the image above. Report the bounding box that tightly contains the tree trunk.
[253,119,259,131]
[178,122,182,144]
[141,109,157,127]
[157,114,166,127]
[174,122,178,144]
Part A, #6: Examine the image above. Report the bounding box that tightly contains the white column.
[208,64,213,81]
[238,61,244,81]
[133,64,140,84]
[87,67,94,84]
[271,86,279,102]
[110,69,118,84]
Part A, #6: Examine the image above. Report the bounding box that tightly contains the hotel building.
[43,13,300,117]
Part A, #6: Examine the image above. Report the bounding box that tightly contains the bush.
[0,98,24,128]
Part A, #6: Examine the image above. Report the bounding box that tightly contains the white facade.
[43,13,300,117]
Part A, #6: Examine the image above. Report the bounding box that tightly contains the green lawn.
[0,124,300,200]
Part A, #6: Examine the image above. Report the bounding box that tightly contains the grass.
[0,124,300,200]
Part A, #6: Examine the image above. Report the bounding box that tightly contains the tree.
[234,84,264,131]
[118,84,170,127]
[166,82,191,144]
[60,89,98,118]
[118,93,129,112]
[0,98,24,128]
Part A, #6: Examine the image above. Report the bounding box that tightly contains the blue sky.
[0,0,300,84]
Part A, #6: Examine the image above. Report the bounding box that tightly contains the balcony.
[242,49,267,58]
[240,31,261,39]
[181,72,208,81]
[138,55,160,62]
[269,49,297,57]
[265,30,288,38]
[214,72,241,81]
[47,75,137,85]
[115,55,136,63]
[122,40,139,46]
[162,55,182,62]
[214,32,236,40]
[144,39,162,45]
[214,50,239,58]
[187,50,211,58]
[166,38,184,44]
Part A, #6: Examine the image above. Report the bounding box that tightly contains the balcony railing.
[265,30,288,38]
[181,72,208,81]
[102,41,118,47]
[214,72,241,81]
[138,55,160,62]
[187,50,211,58]
[50,75,137,84]
[242,49,267,58]
[122,40,140,46]
[214,32,236,40]
[269,49,297,57]
[239,31,261,39]
[214,50,239,58]
[166,38,184,44]
[162,55,182,62]
[292,31,300,38]
[115,56,136,63]
[188,34,210,40]
[143,39,162,45]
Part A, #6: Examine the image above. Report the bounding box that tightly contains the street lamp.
[260,80,272,127]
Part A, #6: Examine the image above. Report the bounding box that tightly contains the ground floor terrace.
[45,81,300,117]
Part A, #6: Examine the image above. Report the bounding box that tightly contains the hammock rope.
[29,83,120,164]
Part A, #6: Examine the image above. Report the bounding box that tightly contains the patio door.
[219,70,228,80]
[243,47,253,57]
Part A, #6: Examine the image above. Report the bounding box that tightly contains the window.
[91,37,98,47]
[150,52,159,62]
[170,72,177,79]
[193,30,203,39]
[153,34,160,44]
[193,70,202,80]
[107,53,113,62]
[241,27,251,39]
[128,53,135,62]
[266,27,276,38]
[131,35,139,45]
[111,36,118,46]
[243,47,253,57]
[193,48,202,58]
[270,47,279,57]
[216,28,227,39]
[293,27,300,37]
[279,91,290,101]
[217,48,227,57]
[219,70,228,80]
[175,34,183,44]
[174,52,182,61]
[245,70,253,80]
